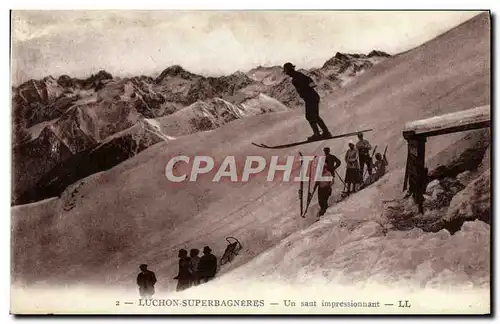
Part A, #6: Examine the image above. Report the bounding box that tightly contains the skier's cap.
[348,141,354,146]
[283,62,295,70]
[203,246,212,253]
[139,264,148,269]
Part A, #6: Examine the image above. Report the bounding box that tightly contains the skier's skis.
[302,185,318,218]
[307,156,313,201]
[301,156,316,218]
[251,129,373,149]
[298,152,304,217]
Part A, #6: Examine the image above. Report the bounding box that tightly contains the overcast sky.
[11,10,481,84]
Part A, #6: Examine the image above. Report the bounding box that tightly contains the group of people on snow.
[344,132,388,195]
[174,246,218,292]
[311,133,388,218]
[136,246,218,298]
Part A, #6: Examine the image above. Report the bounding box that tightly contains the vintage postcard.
[10,10,491,315]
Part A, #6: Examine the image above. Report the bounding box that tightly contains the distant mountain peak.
[367,50,391,57]
[155,65,195,83]
[334,52,350,61]
[321,50,390,69]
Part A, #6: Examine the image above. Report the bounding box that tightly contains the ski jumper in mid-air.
[283,62,332,141]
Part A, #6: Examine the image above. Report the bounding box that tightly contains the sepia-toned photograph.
[10,9,491,315]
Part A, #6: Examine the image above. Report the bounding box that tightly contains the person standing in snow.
[174,249,193,292]
[323,147,342,175]
[198,246,218,283]
[344,142,360,195]
[283,62,332,140]
[137,264,157,298]
[189,248,201,286]
[315,165,334,217]
[311,147,341,211]
[356,132,373,179]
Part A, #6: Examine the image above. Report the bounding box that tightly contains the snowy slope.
[153,94,289,136]
[11,13,490,314]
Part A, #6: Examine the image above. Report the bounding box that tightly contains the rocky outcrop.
[15,121,165,205]
[12,71,114,136]
[428,131,490,181]
[13,77,69,130]
[383,136,490,235]
[444,170,491,226]
[12,126,74,204]
[11,95,143,204]
[423,178,465,210]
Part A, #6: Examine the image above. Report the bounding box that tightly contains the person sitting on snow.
[373,152,388,179]
[364,152,389,187]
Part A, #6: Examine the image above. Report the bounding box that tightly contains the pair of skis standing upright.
[298,152,318,218]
